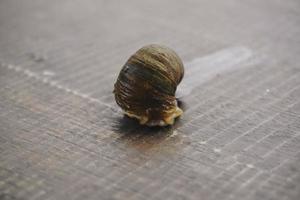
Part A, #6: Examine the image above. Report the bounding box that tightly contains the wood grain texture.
[0,0,300,200]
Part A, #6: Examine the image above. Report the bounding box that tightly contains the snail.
[113,44,184,126]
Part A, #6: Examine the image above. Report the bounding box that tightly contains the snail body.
[114,44,184,126]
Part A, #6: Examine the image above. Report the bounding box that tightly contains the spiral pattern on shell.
[114,44,184,126]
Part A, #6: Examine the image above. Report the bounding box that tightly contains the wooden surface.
[0,0,300,199]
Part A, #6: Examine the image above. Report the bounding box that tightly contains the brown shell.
[113,44,184,126]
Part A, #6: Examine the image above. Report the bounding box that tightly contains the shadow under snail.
[113,44,184,126]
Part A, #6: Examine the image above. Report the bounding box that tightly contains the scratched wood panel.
[0,0,300,200]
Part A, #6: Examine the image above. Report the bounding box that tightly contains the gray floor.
[0,0,300,199]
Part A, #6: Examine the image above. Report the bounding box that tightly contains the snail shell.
[113,44,184,126]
